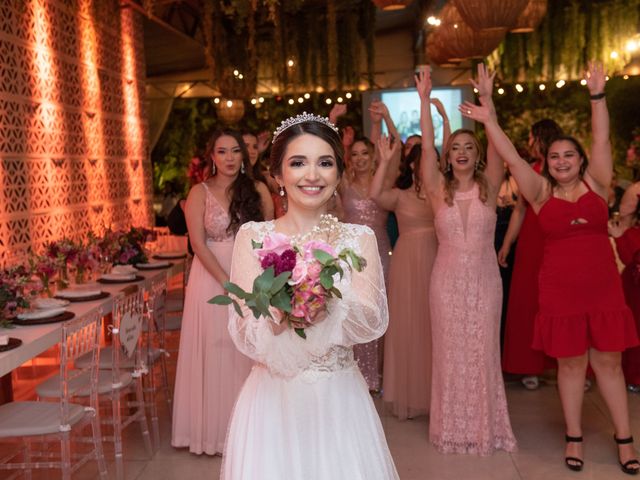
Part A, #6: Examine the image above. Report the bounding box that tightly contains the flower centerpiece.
[210,215,367,339]
[0,266,41,327]
[30,254,58,297]
[44,239,80,289]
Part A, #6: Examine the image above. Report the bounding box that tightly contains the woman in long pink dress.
[418,66,516,455]
[341,138,391,391]
[372,141,437,419]
[172,130,273,455]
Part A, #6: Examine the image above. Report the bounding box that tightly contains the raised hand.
[430,98,446,114]
[329,104,347,124]
[256,131,271,154]
[376,134,400,165]
[341,125,355,149]
[459,101,492,124]
[469,63,496,99]
[368,101,384,123]
[585,61,606,96]
[415,69,432,101]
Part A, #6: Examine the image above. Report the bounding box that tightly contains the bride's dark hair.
[269,121,345,178]
[204,130,264,234]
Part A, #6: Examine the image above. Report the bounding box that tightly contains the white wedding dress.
[221,221,399,480]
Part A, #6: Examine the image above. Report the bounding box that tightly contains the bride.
[221,113,399,479]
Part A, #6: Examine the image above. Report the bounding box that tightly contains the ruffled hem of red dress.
[532,307,639,358]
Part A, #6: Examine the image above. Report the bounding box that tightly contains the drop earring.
[474,161,479,171]
[211,163,216,175]
[240,163,245,174]
[279,186,285,197]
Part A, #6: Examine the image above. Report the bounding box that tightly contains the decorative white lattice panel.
[0,0,152,267]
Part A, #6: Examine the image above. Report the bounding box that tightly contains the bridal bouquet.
[210,226,366,339]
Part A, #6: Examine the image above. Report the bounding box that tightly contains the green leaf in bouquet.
[329,286,342,299]
[313,249,335,266]
[255,292,272,317]
[254,267,275,292]
[231,299,244,318]
[270,288,292,312]
[208,295,233,305]
[294,328,307,339]
[319,268,334,289]
[223,282,250,300]
[270,271,291,294]
[251,239,263,249]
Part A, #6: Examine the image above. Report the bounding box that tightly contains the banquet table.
[0,259,187,399]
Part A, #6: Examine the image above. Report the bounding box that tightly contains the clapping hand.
[470,63,496,101]
[369,101,390,122]
[415,69,432,100]
[585,61,606,96]
[376,134,400,165]
[257,131,271,154]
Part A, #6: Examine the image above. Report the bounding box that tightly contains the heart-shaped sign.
[119,311,142,359]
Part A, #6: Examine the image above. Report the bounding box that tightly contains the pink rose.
[302,240,336,263]
[306,262,322,281]
[254,233,293,260]
[290,261,308,285]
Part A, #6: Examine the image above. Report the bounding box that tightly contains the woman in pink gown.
[372,141,437,419]
[172,130,273,455]
[341,138,391,391]
[418,66,516,454]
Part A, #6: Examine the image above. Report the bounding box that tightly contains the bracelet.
[589,92,605,100]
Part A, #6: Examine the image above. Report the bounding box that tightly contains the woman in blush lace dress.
[221,114,398,479]
[340,137,392,391]
[418,66,516,455]
[372,140,437,420]
[171,130,273,455]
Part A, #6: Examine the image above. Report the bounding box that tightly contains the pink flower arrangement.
[211,231,366,339]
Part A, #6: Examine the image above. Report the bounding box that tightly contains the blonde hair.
[442,129,489,207]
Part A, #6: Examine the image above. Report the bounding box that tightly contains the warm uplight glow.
[515,84,524,93]
[539,84,546,91]
[556,80,565,88]
[316,86,325,93]
[626,39,639,52]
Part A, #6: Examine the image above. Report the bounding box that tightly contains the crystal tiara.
[272,112,339,144]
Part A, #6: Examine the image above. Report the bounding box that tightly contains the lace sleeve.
[337,227,389,345]
[227,222,389,378]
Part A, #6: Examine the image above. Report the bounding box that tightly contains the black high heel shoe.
[614,436,640,475]
[565,434,584,472]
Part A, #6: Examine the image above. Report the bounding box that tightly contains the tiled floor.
[4,376,640,479]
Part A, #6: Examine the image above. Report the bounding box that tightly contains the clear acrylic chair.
[40,286,153,480]
[0,308,108,480]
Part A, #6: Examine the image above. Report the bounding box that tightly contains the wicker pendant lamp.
[452,0,529,32]
[372,0,412,11]
[433,3,506,61]
[510,0,547,33]
[215,99,245,124]
[426,34,460,67]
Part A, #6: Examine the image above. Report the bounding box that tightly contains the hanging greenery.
[487,0,640,82]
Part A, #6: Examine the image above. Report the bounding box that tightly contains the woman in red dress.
[500,120,562,389]
[611,183,640,390]
[463,63,639,474]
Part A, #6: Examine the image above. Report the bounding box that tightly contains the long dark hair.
[542,135,589,188]
[531,118,563,160]
[205,130,264,234]
[442,129,489,206]
[395,143,423,195]
[242,131,269,184]
[270,120,345,178]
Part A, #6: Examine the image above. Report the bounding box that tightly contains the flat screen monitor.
[361,85,474,151]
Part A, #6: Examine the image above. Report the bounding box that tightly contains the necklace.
[557,181,580,199]
[287,214,340,245]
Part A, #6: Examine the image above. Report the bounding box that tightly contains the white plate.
[100,273,136,281]
[135,261,170,269]
[154,251,185,259]
[33,298,70,309]
[56,289,102,299]
[17,307,66,320]
[111,265,138,275]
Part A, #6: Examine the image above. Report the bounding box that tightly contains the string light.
[251,98,257,105]
[497,88,505,95]
[287,59,295,67]
[580,79,587,86]
[238,74,243,79]
[610,51,619,59]
[555,80,565,88]
[538,84,546,91]
[515,84,524,93]
[426,16,441,26]
[288,98,294,105]
[297,97,304,103]
[213,98,220,104]
[473,88,478,94]
[226,100,233,108]
[605,75,610,81]
[233,69,239,76]
[325,98,332,105]
[337,96,344,103]
[304,93,310,99]
[345,92,352,99]
[624,75,630,80]
[259,97,265,103]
